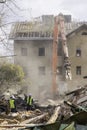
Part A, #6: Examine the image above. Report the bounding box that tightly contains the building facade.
[13,39,65,100]
[9,15,87,100]
[67,24,87,91]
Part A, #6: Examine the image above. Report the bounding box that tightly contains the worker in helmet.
[9,96,17,112]
[27,94,33,111]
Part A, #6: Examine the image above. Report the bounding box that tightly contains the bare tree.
[0,0,27,57]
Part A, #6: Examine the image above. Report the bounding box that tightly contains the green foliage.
[0,63,24,84]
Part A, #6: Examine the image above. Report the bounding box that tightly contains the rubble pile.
[0,86,87,130]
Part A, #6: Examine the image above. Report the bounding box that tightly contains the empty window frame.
[39,47,45,56]
[38,66,45,75]
[16,32,23,37]
[23,32,28,37]
[76,66,81,75]
[21,48,27,56]
[76,49,81,57]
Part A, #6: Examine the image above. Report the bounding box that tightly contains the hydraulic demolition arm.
[52,14,72,97]
[58,14,72,80]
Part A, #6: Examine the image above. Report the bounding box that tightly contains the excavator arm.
[52,14,72,97]
[58,14,72,80]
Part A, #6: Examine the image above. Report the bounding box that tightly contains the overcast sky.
[14,0,87,21]
[0,0,87,55]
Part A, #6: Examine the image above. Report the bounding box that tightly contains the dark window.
[76,66,81,75]
[16,32,23,37]
[76,49,81,57]
[39,66,45,75]
[21,48,27,56]
[23,33,28,37]
[39,48,45,56]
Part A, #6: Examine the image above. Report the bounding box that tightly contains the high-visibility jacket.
[27,97,33,105]
[9,99,15,109]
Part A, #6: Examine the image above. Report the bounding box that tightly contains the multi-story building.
[67,24,87,90]
[9,14,87,100]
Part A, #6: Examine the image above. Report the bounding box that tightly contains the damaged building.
[67,24,87,90]
[9,14,87,99]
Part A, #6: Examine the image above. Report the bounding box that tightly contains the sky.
[1,0,86,23]
[13,0,87,22]
[0,0,87,56]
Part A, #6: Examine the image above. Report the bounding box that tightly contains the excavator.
[52,13,72,97]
